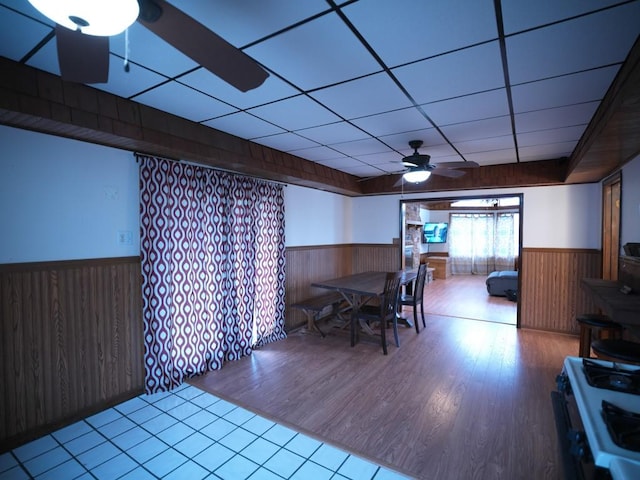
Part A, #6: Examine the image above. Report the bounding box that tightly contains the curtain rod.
[133,152,287,187]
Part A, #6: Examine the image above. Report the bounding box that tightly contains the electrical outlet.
[117,231,132,245]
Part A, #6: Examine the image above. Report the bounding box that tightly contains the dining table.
[312,269,418,347]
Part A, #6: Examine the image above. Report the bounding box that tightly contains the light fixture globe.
[403,169,431,183]
[28,0,140,36]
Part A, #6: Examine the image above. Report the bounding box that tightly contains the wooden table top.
[312,269,418,297]
[581,278,640,329]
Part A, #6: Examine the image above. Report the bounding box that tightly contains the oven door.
[551,376,613,480]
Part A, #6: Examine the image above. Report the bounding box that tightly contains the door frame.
[399,193,523,328]
[601,172,622,280]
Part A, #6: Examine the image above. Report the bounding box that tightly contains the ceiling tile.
[318,157,367,168]
[1,0,53,24]
[506,3,640,84]
[26,35,60,76]
[343,0,498,67]
[168,0,329,48]
[330,138,394,156]
[514,102,600,134]
[250,95,340,131]
[89,56,168,99]
[0,5,51,61]
[110,23,197,78]
[379,129,448,151]
[517,125,586,148]
[203,112,285,139]
[518,142,575,161]
[178,67,299,110]
[511,66,619,113]
[133,81,237,123]
[340,164,388,177]
[464,148,518,165]
[309,73,412,119]
[455,135,515,155]
[424,89,510,125]
[296,122,369,145]
[441,116,512,142]
[501,0,629,35]
[246,12,381,91]
[350,107,430,137]
[252,132,319,152]
[352,151,403,166]
[288,145,346,162]
[393,41,505,104]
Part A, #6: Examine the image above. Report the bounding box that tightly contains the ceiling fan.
[394,140,479,185]
[27,0,269,92]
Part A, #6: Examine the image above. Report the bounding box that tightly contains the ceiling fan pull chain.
[123,27,131,73]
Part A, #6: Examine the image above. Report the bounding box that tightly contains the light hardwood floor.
[423,274,517,325]
[190,301,578,479]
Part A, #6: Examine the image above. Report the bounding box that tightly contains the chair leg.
[381,317,388,355]
[413,304,420,334]
[393,318,400,347]
[420,301,426,328]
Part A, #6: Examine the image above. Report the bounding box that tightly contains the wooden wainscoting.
[285,244,399,330]
[520,248,601,333]
[0,257,144,451]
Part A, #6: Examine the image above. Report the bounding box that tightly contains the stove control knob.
[567,430,590,460]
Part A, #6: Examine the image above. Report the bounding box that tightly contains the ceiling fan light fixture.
[28,0,140,36]
[403,169,431,183]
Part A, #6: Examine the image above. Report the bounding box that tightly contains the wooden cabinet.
[425,256,451,279]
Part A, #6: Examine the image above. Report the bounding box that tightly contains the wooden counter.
[581,278,640,336]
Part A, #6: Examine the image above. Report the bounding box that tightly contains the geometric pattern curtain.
[139,155,286,393]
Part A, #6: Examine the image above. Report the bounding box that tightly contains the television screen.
[423,222,448,243]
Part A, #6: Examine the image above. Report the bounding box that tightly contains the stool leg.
[579,326,592,358]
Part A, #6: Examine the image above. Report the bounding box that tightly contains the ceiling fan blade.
[56,26,109,83]
[434,161,480,169]
[139,0,269,92]
[431,167,466,178]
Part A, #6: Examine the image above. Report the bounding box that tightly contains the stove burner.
[602,400,640,452]
[582,359,640,395]
[610,374,632,389]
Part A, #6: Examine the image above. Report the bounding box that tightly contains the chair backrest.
[414,263,427,302]
[381,271,403,320]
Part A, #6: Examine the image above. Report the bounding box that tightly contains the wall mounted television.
[423,222,448,244]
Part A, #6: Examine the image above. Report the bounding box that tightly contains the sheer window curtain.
[449,213,517,275]
[139,155,286,394]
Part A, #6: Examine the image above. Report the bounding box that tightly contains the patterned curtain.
[139,155,286,393]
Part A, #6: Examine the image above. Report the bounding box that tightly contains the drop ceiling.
[1,0,639,190]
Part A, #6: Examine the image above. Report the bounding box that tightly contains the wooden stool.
[576,313,622,358]
[592,339,640,365]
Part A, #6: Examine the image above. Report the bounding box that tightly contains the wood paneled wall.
[1,246,597,449]
[285,244,399,330]
[287,245,601,335]
[520,248,601,333]
[0,257,143,451]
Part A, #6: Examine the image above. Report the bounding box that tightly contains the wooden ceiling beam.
[0,57,363,196]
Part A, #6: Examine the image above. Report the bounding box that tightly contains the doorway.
[602,173,621,280]
[400,194,523,327]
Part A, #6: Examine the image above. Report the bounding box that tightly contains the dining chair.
[355,271,403,355]
[400,263,427,333]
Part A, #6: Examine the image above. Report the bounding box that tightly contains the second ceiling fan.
[397,140,479,184]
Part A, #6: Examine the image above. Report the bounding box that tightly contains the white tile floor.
[1,384,413,479]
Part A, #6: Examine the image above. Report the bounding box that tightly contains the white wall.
[284,185,351,246]
[351,183,602,249]
[0,125,140,263]
[621,153,640,247]
[0,125,607,263]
